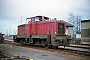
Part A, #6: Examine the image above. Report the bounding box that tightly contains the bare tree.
[68,12,82,34]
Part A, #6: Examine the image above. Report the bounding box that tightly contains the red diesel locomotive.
[14,16,70,48]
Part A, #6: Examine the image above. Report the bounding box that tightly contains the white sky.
[0,0,90,35]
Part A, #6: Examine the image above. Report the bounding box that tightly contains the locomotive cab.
[49,20,69,47]
[26,16,50,23]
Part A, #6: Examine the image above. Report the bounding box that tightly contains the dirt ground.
[0,43,90,60]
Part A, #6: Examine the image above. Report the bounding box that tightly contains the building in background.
[81,20,90,45]
[66,22,74,38]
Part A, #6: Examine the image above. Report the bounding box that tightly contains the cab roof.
[26,15,49,19]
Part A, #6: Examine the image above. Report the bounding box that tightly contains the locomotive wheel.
[44,41,48,47]
[67,40,70,46]
[41,40,48,47]
[54,46,58,49]
[20,40,23,44]
[48,45,58,49]
[48,45,54,48]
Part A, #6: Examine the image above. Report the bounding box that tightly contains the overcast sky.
[0,0,90,35]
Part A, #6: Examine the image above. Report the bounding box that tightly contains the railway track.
[58,46,90,55]
[58,44,90,55]
[4,40,90,56]
[69,44,90,49]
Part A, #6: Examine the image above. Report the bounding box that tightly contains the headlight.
[54,32,56,34]
[3,35,5,37]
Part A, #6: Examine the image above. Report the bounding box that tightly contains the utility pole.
[13,29,14,35]
[21,16,22,24]
[7,28,8,36]
[9,27,11,36]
